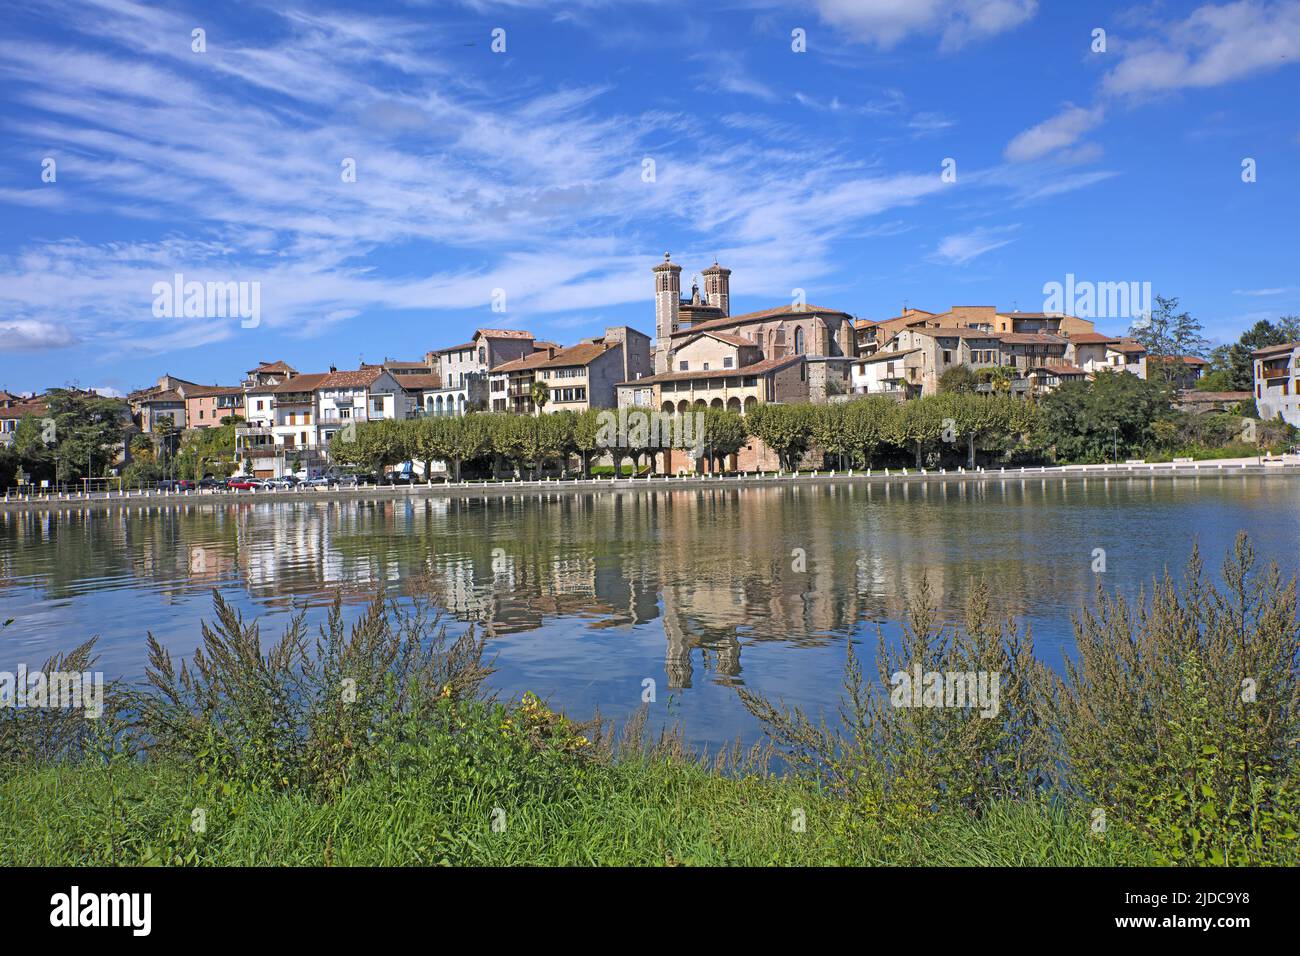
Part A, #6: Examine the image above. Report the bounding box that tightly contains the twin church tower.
[652,253,731,374]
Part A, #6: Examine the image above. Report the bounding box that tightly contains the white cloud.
[1004,106,1105,163]
[1102,0,1300,97]
[812,0,1037,50]
[1233,287,1297,295]
[1004,3,1300,171]
[932,225,1019,265]
[0,319,78,350]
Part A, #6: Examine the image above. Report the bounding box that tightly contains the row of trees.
[326,392,1046,480]
[331,410,600,481]
[747,393,1039,471]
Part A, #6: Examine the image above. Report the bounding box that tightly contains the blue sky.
[1,0,1298,395]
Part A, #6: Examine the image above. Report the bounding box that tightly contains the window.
[198,410,204,420]
[371,398,383,413]
[794,327,805,354]
[943,350,952,364]
[679,361,689,371]
[339,407,351,419]
[478,347,486,364]
[256,400,264,411]
[723,356,734,368]
[702,362,710,371]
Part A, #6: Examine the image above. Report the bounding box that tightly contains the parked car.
[265,476,298,489]
[302,475,332,488]
[197,477,224,489]
[227,478,262,490]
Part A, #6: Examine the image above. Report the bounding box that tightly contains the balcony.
[1261,366,1291,380]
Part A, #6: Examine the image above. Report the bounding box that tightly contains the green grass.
[0,747,1154,866]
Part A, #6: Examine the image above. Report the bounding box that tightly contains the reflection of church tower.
[702,260,731,317]
[653,252,681,374]
[662,590,693,689]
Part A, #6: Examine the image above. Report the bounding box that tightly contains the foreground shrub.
[1049,533,1298,864]
[738,578,1050,835]
[741,535,1299,865]
[137,590,493,799]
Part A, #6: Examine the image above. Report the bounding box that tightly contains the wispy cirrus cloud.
[810,0,1037,51]
[931,225,1019,265]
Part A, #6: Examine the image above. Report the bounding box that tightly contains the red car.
[226,478,262,490]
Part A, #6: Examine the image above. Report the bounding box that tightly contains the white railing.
[5,456,1300,507]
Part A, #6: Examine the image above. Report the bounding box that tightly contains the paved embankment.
[3,457,1299,514]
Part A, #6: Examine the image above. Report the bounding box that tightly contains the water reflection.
[3,477,1299,742]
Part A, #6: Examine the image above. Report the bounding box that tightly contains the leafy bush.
[742,536,1298,864]
[136,590,493,799]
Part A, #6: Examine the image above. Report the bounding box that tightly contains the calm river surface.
[3,476,1298,747]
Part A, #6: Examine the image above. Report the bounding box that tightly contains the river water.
[3,476,1298,747]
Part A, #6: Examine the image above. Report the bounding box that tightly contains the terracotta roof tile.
[1066,332,1120,344]
[271,373,330,394]
[316,368,385,390]
[532,343,613,369]
[492,350,559,374]
[394,373,442,390]
[669,304,851,338]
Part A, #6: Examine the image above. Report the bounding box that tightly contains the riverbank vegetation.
[314,372,1296,484]
[1,536,1295,866]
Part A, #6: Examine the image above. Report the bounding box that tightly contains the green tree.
[43,389,131,485]
[745,403,815,472]
[840,396,894,468]
[700,407,747,473]
[536,411,575,476]
[571,409,602,478]
[448,415,491,482]
[937,365,980,394]
[1038,371,1172,463]
[530,381,549,417]
[811,403,848,469]
[889,397,947,468]
[1128,295,1208,386]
